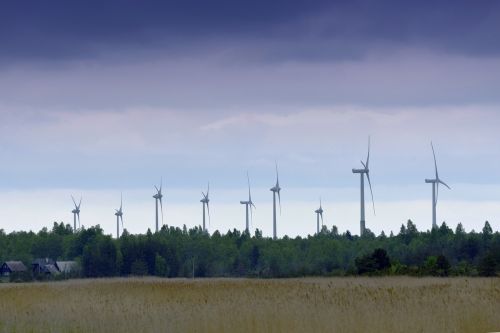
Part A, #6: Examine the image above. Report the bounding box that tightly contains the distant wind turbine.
[352,137,375,236]
[270,163,281,240]
[425,142,451,229]
[240,173,256,233]
[315,198,324,235]
[115,194,124,239]
[71,195,81,231]
[200,182,210,232]
[153,179,164,233]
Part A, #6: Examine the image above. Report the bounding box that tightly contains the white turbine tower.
[71,195,82,231]
[240,173,256,233]
[270,163,281,240]
[352,137,375,236]
[153,180,164,233]
[425,142,451,229]
[115,194,124,239]
[315,198,324,235]
[200,183,210,232]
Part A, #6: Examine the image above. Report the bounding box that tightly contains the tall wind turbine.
[240,173,256,233]
[425,142,451,229]
[115,194,124,239]
[200,183,210,232]
[270,163,281,240]
[153,180,164,233]
[315,198,324,235]
[71,195,81,231]
[352,137,375,236]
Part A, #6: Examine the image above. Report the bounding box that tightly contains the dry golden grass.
[0,277,499,332]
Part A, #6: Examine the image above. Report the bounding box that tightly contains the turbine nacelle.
[201,183,210,203]
[270,185,281,192]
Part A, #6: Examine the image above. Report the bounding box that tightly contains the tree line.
[0,220,498,280]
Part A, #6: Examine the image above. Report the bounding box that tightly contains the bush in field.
[478,253,497,277]
[355,248,391,275]
[423,255,451,276]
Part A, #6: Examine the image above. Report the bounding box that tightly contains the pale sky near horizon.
[1,1,500,236]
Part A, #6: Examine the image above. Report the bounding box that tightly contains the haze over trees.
[0,220,498,279]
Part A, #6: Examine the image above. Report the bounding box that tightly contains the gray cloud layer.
[2,0,500,65]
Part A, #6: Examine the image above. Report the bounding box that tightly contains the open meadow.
[0,277,499,332]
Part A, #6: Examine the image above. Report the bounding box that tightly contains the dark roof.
[32,258,55,266]
[2,261,27,272]
[44,264,59,275]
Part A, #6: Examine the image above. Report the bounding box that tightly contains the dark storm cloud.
[1,0,500,64]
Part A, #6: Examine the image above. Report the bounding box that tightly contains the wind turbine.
[315,198,324,235]
[240,173,256,233]
[270,163,281,240]
[153,180,164,233]
[200,182,210,232]
[115,194,124,239]
[425,142,451,229]
[352,137,375,236]
[71,195,81,231]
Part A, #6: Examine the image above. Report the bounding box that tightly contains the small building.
[32,258,57,275]
[0,261,27,276]
[55,261,78,274]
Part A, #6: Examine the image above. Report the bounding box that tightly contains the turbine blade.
[207,202,211,227]
[278,191,281,215]
[77,213,81,228]
[366,136,371,168]
[320,212,323,226]
[154,185,159,193]
[435,182,439,206]
[207,182,210,198]
[71,195,77,208]
[366,174,376,215]
[121,215,124,229]
[431,141,439,179]
[275,161,279,186]
[247,172,252,202]
[78,196,82,209]
[250,204,254,228]
[439,179,451,190]
[120,193,123,211]
[160,198,164,226]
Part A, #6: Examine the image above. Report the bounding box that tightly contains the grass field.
[0,277,499,332]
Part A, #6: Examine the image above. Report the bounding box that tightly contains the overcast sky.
[1,0,499,237]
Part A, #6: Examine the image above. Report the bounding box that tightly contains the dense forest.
[1,220,499,280]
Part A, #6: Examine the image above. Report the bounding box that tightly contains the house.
[55,261,78,274]
[32,258,58,275]
[0,261,27,276]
